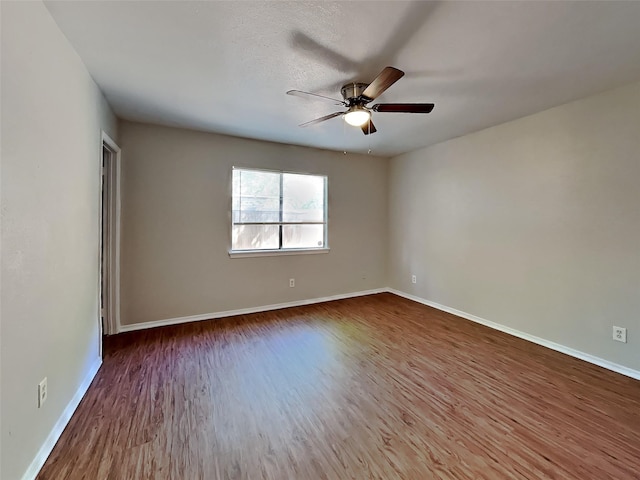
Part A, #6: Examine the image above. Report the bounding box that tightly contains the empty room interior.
[2,1,640,479]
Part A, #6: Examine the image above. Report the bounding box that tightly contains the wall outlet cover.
[613,326,627,343]
[38,377,48,407]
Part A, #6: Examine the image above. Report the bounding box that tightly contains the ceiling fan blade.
[372,103,435,113]
[361,119,377,135]
[299,111,344,127]
[361,67,405,101]
[287,90,346,106]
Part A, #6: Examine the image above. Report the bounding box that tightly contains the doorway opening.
[100,132,121,348]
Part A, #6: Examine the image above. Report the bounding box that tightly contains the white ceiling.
[45,1,640,157]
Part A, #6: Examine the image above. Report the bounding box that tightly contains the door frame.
[100,131,122,337]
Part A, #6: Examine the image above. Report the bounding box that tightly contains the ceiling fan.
[287,67,434,135]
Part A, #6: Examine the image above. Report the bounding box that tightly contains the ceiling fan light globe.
[344,109,371,127]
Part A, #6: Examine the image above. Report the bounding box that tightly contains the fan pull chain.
[343,114,348,155]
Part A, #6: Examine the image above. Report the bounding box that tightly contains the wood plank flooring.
[37,293,640,479]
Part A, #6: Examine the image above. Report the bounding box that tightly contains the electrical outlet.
[411,275,417,284]
[289,278,295,288]
[613,326,627,343]
[38,377,48,408]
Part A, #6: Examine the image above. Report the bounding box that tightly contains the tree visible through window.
[231,168,327,252]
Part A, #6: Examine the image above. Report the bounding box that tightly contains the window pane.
[232,225,279,250]
[282,224,325,249]
[233,169,280,223]
[282,173,325,223]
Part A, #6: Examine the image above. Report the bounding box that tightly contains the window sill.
[229,248,330,258]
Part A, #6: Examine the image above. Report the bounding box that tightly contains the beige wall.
[1,2,118,478]
[119,121,388,326]
[389,81,640,371]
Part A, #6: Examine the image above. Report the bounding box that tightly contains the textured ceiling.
[45,1,640,157]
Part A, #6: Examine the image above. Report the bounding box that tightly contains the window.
[231,167,328,254]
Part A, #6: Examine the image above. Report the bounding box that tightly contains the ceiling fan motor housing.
[341,83,370,104]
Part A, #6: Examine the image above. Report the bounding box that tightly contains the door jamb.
[101,131,122,336]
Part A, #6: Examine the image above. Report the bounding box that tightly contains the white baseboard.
[388,288,640,381]
[22,356,102,480]
[118,288,387,333]
[118,286,639,381]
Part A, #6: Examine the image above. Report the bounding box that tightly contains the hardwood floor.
[38,293,640,479]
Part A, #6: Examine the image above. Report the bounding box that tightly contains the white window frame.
[229,167,330,258]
